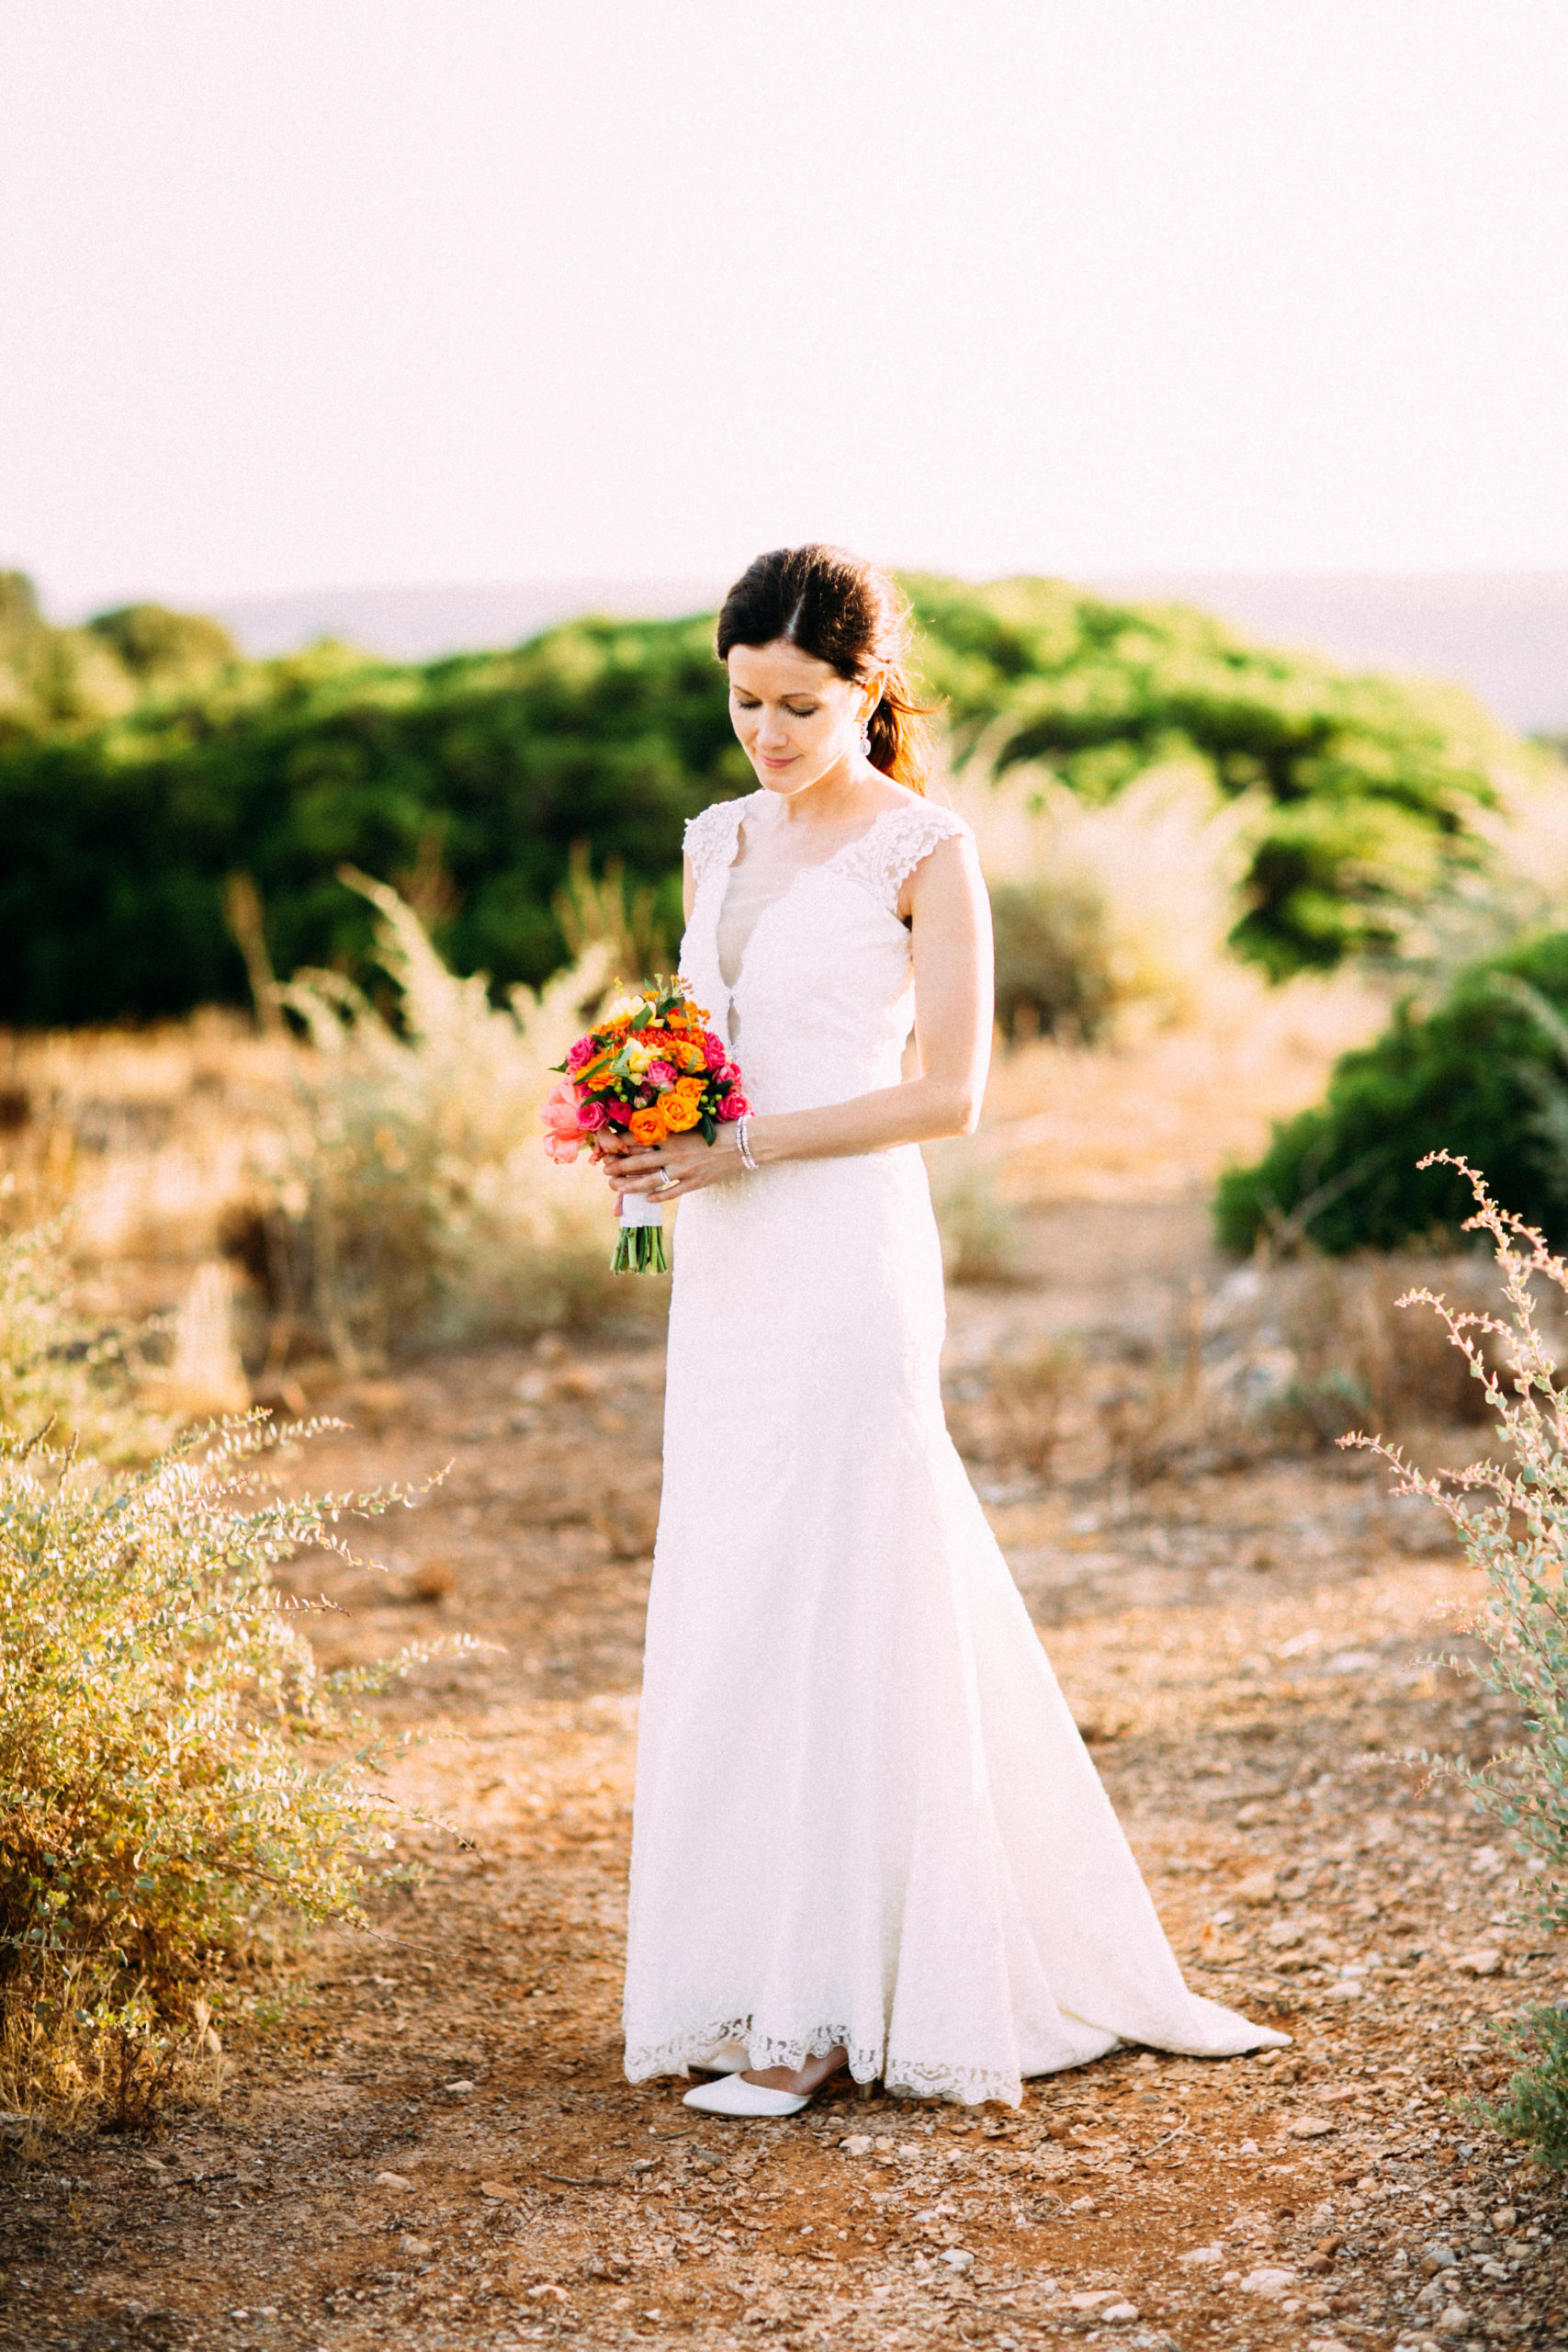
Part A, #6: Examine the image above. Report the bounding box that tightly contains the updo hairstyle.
[715,545,935,794]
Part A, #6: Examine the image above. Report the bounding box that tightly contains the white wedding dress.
[622,789,1285,2105]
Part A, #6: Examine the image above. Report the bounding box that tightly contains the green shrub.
[0,1386,442,2121]
[908,572,1525,979]
[0,571,1543,1024]
[0,612,740,1024]
[1347,1158,1568,2166]
[262,872,642,1369]
[1473,2006,1568,2171]
[1214,930,1568,1254]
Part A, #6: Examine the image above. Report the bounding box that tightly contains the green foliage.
[1214,931,1568,1254]
[0,1375,441,2119]
[0,572,1539,1025]
[265,874,642,1368]
[0,611,742,1024]
[0,569,239,740]
[1347,1159,1568,2166]
[906,572,1516,978]
[1472,2006,1568,2170]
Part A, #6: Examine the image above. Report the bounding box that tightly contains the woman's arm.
[606,831,993,1197]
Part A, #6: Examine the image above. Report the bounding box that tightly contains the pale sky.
[3,1,1567,614]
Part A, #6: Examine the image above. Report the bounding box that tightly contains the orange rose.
[677,1040,706,1072]
[628,1106,668,1145]
[662,1093,701,1132]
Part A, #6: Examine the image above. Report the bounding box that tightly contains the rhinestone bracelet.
[736,1114,759,1173]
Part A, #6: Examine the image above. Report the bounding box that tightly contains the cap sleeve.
[836,800,973,915]
[682,797,748,891]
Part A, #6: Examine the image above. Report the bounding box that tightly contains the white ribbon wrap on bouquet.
[618,1191,666,1230]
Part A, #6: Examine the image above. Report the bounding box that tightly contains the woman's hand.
[596,1125,745,1201]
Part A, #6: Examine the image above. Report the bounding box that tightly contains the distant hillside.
[202,570,1568,738]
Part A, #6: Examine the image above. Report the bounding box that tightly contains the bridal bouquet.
[540,978,750,1272]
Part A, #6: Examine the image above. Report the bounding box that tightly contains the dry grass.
[976,964,1387,1208]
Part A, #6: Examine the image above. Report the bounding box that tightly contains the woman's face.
[727,640,873,797]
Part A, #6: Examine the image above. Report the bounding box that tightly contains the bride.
[602,545,1285,2116]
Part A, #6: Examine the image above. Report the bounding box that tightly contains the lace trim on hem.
[622,2017,1021,2107]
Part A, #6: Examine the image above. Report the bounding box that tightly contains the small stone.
[444,2076,478,2093]
[1200,1921,1247,1962]
[1239,2267,1297,2299]
[1179,2244,1225,2267]
[1435,2305,1471,2336]
[479,2180,518,2201]
[374,2171,414,2191]
[1267,1920,1306,1951]
[527,2284,568,2303]
[1067,2290,1123,2310]
[1235,1869,1279,1905]
[1455,1949,1502,1977]
[400,2233,433,2256]
[1493,2204,1517,2232]
[1289,2116,1337,2139]
[942,2249,974,2272]
[839,2134,873,2156]
[1100,2302,1139,2325]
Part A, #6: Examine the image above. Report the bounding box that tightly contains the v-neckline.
[714,797,903,997]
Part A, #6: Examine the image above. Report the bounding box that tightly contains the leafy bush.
[0,570,238,738]
[0,571,1545,1024]
[0,1385,436,2121]
[1215,930,1568,1254]
[257,873,639,1369]
[0,611,740,1024]
[908,571,1530,980]
[1346,1159,1568,2166]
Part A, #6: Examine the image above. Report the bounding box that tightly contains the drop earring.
[858,716,873,758]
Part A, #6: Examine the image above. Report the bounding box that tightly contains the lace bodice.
[681,791,971,1111]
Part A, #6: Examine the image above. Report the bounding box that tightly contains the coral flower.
[541,1076,584,1162]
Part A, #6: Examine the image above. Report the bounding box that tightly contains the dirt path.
[3,1201,1565,2352]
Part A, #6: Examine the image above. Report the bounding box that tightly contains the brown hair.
[715,545,936,793]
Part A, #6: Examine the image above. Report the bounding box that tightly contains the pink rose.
[716,1091,750,1121]
[565,1035,597,1073]
[701,1031,728,1070]
[719,1062,740,1085]
[577,1098,607,1131]
[647,1059,677,1089]
[604,1098,631,1126]
[540,1076,583,1162]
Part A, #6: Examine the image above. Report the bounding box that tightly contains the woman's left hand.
[596,1125,745,1201]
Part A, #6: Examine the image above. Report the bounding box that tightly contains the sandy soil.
[4,1196,1566,2352]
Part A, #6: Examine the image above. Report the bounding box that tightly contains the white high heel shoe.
[682,2072,812,2118]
